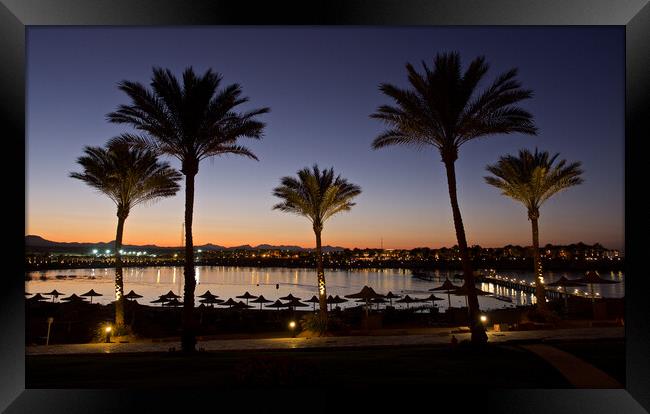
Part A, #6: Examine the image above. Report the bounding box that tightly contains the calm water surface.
[25,267,625,310]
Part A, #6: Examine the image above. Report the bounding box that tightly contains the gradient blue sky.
[26,27,624,250]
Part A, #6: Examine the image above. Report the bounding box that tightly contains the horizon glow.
[26,27,624,251]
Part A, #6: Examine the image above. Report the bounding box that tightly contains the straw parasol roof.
[284,298,309,310]
[423,293,444,307]
[236,291,258,305]
[305,295,320,311]
[219,298,238,308]
[199,297,224,306]
[61,293,87,303]
[430,278,461,309]
[266,299,289,310]
[80,289,103,304]
[43,289,65,302]
[27,293,47,302]
[384,291,401,306]
[150,297,168,306]
[547,276,587,309]
[279,293,301,301]
[234,301,254,309]
[395,295,419,309]
[165,298,183,307]
[198,290,218,299]
[124,290,143,300]
[571,271,620,302]
[160,290,181,300]
[250,295,273,310]
[345,286,384,300]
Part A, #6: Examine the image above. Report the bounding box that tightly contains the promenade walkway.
[27,326,623,355]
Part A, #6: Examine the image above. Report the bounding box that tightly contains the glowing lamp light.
[480,315,487,323]
[92,249,98,254]
[289,321,296,329]
[105,326,112,333]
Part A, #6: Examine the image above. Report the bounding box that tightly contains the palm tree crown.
[272,165,362,230]
[484,148,584,217]
[106,67,269,173]
[370,52,537,160]
[70,142,182,215]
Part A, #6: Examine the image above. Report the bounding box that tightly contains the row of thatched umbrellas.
[26,271,615,309]
[25,289,111,304]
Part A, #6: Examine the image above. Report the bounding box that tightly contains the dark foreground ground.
[26,338,623,389]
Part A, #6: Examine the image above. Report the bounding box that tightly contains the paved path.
[26,327,623,355]
[522,343,623,388]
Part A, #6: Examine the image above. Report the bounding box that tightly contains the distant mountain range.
[25,235,345,253]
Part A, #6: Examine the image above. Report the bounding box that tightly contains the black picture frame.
[2,0,648,412]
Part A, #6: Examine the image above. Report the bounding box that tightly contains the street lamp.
[105,325,112,343]
[289,321,296,337]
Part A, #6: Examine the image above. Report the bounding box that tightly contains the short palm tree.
[370,52,537,343]
[107,67,269,352]
[484,148,583,310]
[70,142,181,329]
[272,165,361,327]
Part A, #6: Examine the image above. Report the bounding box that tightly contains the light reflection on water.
[25,267,624,310]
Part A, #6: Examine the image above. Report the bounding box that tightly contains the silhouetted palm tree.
[70,142,181,329]
[107,67,269,352]
[370,52,537,343]
[485,148,583,310]
[272,165,361,327]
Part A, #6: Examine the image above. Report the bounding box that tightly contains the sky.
[26,27,624,251]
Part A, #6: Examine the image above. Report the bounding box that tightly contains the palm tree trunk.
[114,214,126,328]
[443,158,487,344]
[530,213,547,311]
[314,227,328,329]
[182,171,197,353]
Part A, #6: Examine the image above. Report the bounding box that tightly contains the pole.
[46,317,53,345]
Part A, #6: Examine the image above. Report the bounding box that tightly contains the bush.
[300,313,349,334]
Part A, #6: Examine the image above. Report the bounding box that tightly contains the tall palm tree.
[484,148,583,310]
[370,52,537,343]
[107,67,269,352]
[272,165,361,327]
[70,142,181,329]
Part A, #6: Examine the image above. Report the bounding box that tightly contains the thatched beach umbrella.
[250,295,273,310]
[284,298,309,311]
[384,291,401,306]
[150,297,168,306]
[43,289,65,302]
[370,296,388,310]
[279,293,301,301]
[61,293,87,303]
[346,286,384,315]
[547,276,587,309]
[166,298,183,307]
[198,290,218,299]
[395,295,420,309]
[429,278,461,309]
[124,290,143,301]
[453,283,490,309]
[234,300,254,310]
[571,271,620,303]
[305,295,320,311]
[236,291,258,305]
[160,290,181,300]
[199,297,224,307]
[80,289,103,304]
[25,292,33,296]
[423,294,445,308]
[266,299,289,310]
[219,298,238,309]
[27,293,47,302]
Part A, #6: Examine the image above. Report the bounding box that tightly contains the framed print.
[2,0,649,412]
